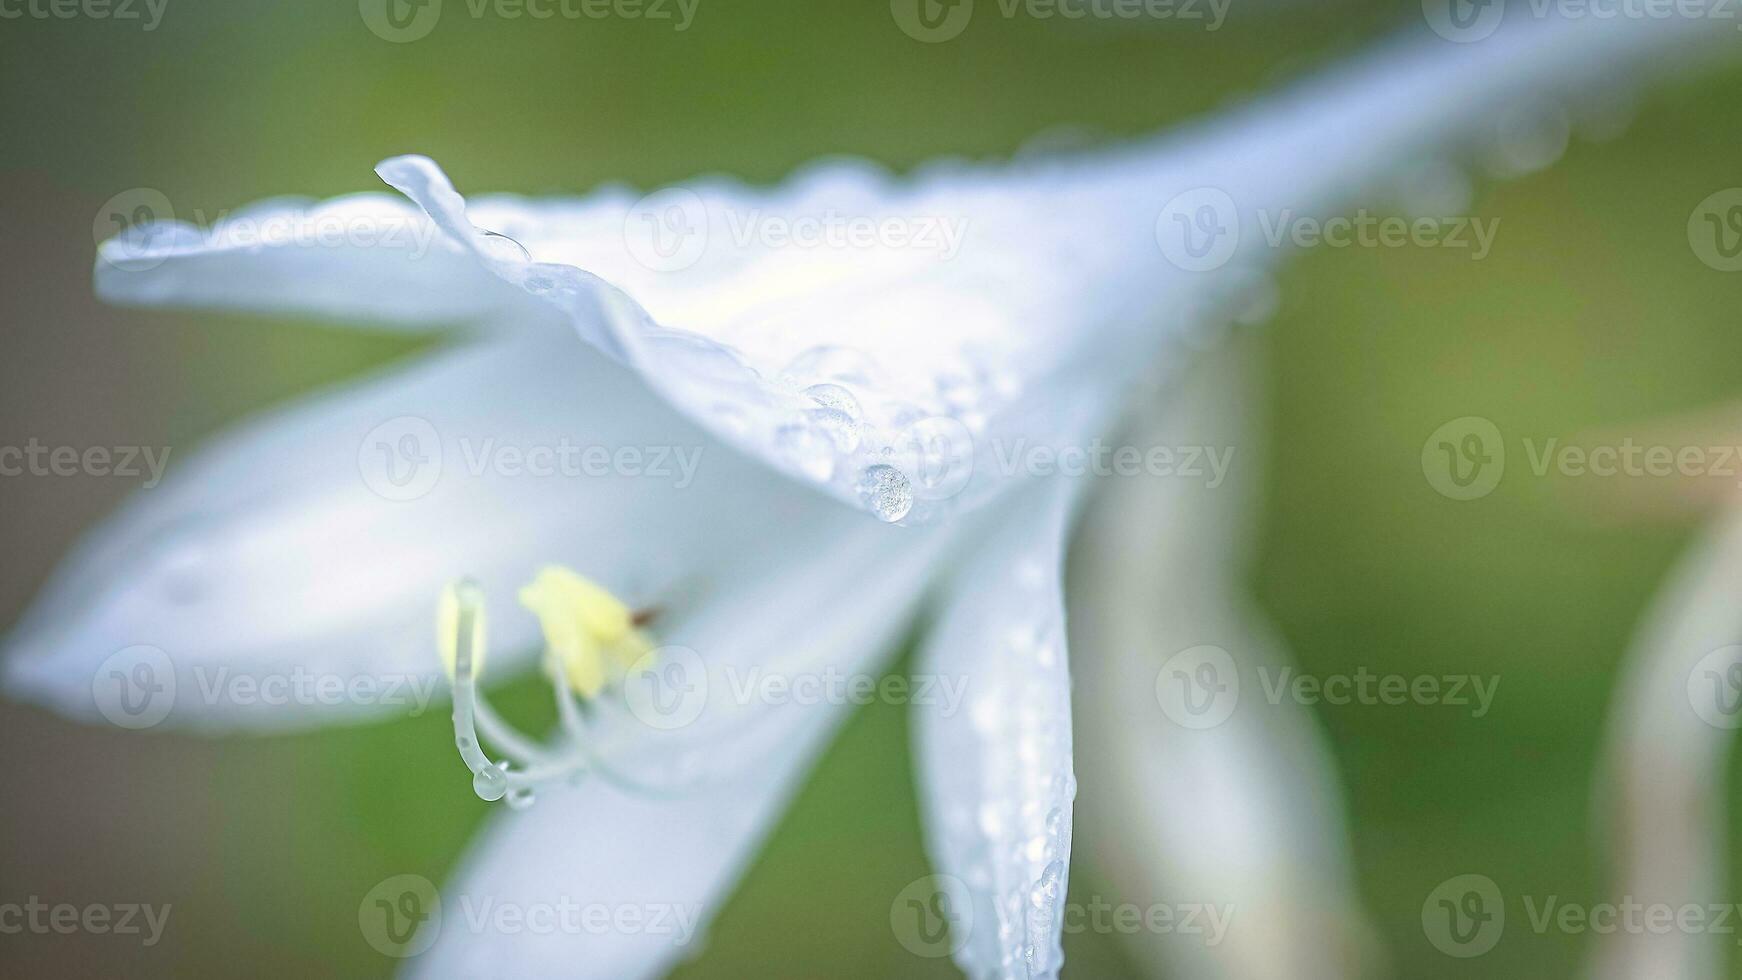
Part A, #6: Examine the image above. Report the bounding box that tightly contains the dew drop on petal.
[803,383,861,420]
[477,230,531,263]
[472,765,508,802]
[805,407,861,453]
[857,464,913,522]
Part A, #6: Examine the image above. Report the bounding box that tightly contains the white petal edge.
[1590,507,1742,980]
[910,479,1082,980]
[95,193,520,331]
[1067,339,1373,979]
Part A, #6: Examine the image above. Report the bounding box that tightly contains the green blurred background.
[2,0,1741,976]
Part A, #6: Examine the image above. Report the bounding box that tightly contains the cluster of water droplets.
[945,561,1075,978]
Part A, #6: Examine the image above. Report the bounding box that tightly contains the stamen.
[439,567,663,807]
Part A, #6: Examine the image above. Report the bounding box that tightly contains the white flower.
[2,14,1722,980]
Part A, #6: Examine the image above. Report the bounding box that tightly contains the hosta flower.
[1,13,1722,980]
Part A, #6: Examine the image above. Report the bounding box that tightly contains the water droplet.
[857,464,913,522]
[477,230,531,263]
[803,383,861,420]
[1029,862,1064,910]
[776,424,835,482]
[805,407,861,453]
[472,765,508,802]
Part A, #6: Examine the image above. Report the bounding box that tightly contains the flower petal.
[411,510,960,979]
[2,336,858,731]
[95,17,1721,524]
[1067,341,1373,979]
[908,480,1081,980]
[95,193,519,331]
[1593,508,1742,979]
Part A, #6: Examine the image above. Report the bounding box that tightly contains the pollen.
[517,565,654,699]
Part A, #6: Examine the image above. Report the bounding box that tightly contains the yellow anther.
[438,579,487,682]
[517,566,654,699]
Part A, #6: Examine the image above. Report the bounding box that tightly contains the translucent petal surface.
[2,337,885,731]
[94,17,1720,524]
[910,481,1080,980]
